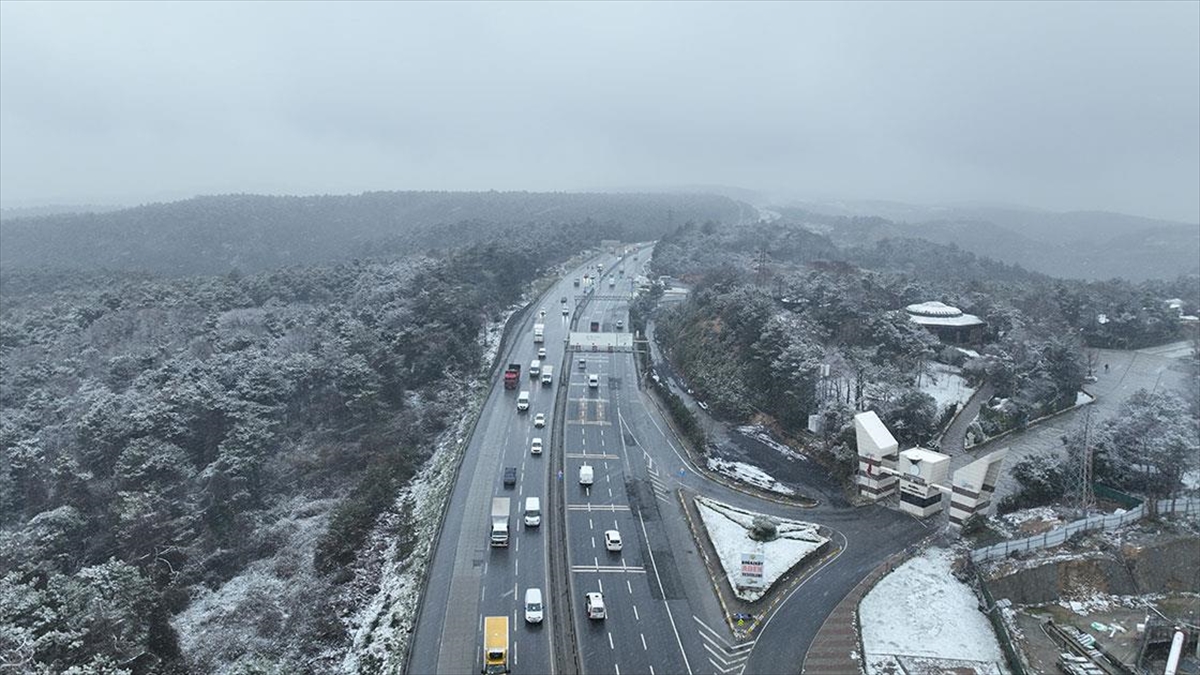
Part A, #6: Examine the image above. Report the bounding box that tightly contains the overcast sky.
[1,1,1197,221]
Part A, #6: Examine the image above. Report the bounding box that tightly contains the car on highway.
[616,319,624,329]
[539,308,546,317]
[524,588,544,624]
[562,307,569,316]
[530,437,543,455]
[537,347,546,359]
[604,529,622,551]
[560,296,568,303]
[588,374,599,388]
[579,358,587,370]
[503,467,517,488]
[533,413,546,428]
[585,592,606,620]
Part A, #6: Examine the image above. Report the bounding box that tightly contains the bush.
[748,515,778,542]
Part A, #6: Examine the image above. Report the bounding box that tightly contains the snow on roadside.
[694,495,827,602]
[340,306,518,674]
[707,456,796,495]
[860,547,1004,674]
[736,425,809,462]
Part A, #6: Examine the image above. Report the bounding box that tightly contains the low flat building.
[905,301,986,345]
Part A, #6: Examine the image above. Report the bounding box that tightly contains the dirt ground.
[1010,595,1200,673]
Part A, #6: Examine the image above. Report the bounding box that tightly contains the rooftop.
[906,301,985,327]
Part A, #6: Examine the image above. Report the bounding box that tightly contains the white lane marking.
[755,529,850,641]
[608,632,614,650]
[589,518,593,529]
[615,663,620,675]
[627,579,633,594]
[598,578,603,592]
[515,558,518,576]
[641,633,647,651]
[607,487,613,498]
[638,509,693,675]
[591,536,596,549]
[633,604,640,621]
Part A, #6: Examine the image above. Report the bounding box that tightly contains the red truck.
[504,363,521,390]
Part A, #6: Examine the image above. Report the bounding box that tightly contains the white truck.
[541,365,553,387]
[533,323,545,343]
[490,497,511,547]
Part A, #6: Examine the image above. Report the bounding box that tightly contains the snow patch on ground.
[736,425,809,462]
[707,456,796,495]
[918,363,974,414]
[693,495,827,602]
[860,547,1004,673]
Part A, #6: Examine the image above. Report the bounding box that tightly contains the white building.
[855,411,899,501]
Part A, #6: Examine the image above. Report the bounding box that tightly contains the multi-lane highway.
[409,244,925,675]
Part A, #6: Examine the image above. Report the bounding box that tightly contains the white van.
[541,365,553,387]
[579,464,594,486]
[524,587,544,624]
[530,359,541,377]
[517,391,530,411]
[524,497,541,527]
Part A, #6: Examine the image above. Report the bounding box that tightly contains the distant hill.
[782,201,1200,281]
[0,204,125,220]
[0,191,745,276]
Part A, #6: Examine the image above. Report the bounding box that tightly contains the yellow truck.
[482,615,509,674]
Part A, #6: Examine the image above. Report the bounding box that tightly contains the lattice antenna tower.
[755,247,770,288]
[1068,407,1097,515]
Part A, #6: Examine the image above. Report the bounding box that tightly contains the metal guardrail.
[970,497,1200,563]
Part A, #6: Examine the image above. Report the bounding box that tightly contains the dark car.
[503,467,517,487]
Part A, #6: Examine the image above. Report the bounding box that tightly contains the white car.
[537,347,546,359]
[534,413,546,428]
[531,437,543,455]
[585,592,606,620]
[604,530,623,552]
[588,374,599,388]
[525,588,544,623]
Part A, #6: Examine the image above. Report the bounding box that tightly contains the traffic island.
[679,489,838,637]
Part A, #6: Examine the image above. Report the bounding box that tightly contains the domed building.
[904,301,986,345]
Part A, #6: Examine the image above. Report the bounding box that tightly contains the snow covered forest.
[0,192,736,673]
[649,218,1199,483]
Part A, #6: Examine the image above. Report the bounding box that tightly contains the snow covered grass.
[706,456,796,495]
[860,547,1004,674]
[918,363,974,414]
[693,495,827,602]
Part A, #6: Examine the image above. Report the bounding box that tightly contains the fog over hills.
[781,200,1200,281]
